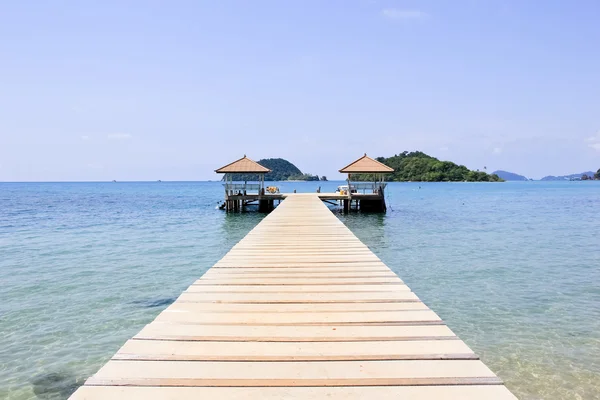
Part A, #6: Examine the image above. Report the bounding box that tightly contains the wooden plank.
[231,244,372,249]
[114,339,477,361]
[87,359,499,381]
[205,269,392,275]
[135,323,458,342]
[165,302,429,313]
[113,352,478,362]
[176,291,421,303]
[193,277,404,285]
[184,284,410,293]
[87,376,503,387]
[202,271,396,277]
[154,310,442,325]
[71,386,519,400]
[219,256,382,261]
[212,262,388,268]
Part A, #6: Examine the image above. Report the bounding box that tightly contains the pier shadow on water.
[131,296,176,308]
[31,371,83,400]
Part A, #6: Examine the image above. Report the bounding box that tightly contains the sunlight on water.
[1,181,599,399]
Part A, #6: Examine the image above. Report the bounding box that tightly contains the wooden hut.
[339,154,394,212]
[215,155,271,211]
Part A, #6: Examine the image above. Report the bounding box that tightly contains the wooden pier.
[216,154,392,212]
[70,194,517,399]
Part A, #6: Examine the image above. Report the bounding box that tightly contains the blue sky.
[1,0,599,181]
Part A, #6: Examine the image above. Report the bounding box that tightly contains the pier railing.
[223,183,261,194]
[350,182,388,194]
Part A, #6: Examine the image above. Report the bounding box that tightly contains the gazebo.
[215,155,271,196]
[215,155,272,211]
[339,153,394,193]
[338,154,394,212]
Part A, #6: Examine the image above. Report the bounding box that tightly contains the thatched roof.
[215,155,271,174]
[339,154,394,173]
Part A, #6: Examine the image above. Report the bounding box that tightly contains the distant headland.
[493,170,529,181]
[541,171,598,181]
[493,169,600,181]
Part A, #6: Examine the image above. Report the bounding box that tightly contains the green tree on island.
[354,151,503,182]
[232,158,323,181]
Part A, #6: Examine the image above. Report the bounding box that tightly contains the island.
[354,151,503,182]
[541,171,596,181]
[579,169,600,180]
[492,170,528,181]
[232,158,323,181]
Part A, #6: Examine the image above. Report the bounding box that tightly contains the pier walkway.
[71,194,516,399]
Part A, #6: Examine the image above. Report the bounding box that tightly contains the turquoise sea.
[1,181,599,400]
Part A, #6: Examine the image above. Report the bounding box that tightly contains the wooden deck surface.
[70,194,517,399]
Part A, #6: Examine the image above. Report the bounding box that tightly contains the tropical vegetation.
[354,151,503,182]
[231,158,322,181]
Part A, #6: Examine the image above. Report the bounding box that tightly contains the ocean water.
[1,181,599,400]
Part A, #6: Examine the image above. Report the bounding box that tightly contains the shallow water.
[1,181,599,399]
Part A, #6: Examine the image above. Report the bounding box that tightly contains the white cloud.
[81,135,90,140]
[492,147,503,154]
[585,132,600,151]
[107,133,132,140]
[382,9,428,20]
[439,146,449,152]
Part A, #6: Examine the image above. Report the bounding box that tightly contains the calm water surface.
[1,181,599,399]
